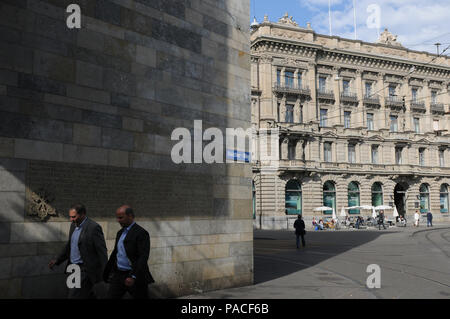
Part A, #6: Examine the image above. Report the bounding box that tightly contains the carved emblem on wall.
[278,12,298,27]
[26,187,58,221]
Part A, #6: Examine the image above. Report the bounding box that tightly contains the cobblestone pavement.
[183,225,450,299]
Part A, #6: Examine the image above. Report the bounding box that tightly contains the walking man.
[104,205,154,299]
[378,210,386,230]
[426,211,433,227]
[294,215,306,249]
[48,204,108,299]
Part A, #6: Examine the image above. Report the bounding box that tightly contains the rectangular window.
[299,105,303,124]
[344,111,351,128]
[414,117,420,133]
[320,109,327,127]
[285,71,294,88]
[365,82,372,97]
[319,77,327,92]
[395,147,402,164]
[439,149,445,167]
[371,145,379,164]
[277,69,281,85]
[411,88,418,102]
[324,142,332,162]
[367,113,374,130]
[285,105,294,123]
[298,72,302,88]
[389,85,396,97]
[348,144,356,163]
[431,91,437,104]
[419,148,425,166]
[433,119,440,131]
[288,144,296,160]
[390,115,398,132]
[343,80,350,94]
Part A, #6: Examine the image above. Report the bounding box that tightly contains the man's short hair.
[125,207,135,218]
[70,204,86,215]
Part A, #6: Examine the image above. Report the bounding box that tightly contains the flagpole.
[353,0,357,40]
[329,0,332,36]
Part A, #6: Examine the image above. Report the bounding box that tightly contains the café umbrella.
[393,206,399,218]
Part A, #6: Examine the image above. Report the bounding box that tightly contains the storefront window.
[348,182,360,214]
[419,184,430,213]
[323,181,336,215]
[440,184,449,213]
[285,180,302,215]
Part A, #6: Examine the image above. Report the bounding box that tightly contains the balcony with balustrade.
[410,100,426,113]
[273,82,311,97]
[317,88,335,102]
[340,91,358,104]
[385,96,404,110]
[431,102,445,114]
[363,95,380,108]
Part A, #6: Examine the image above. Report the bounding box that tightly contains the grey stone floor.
[183,225,450,299]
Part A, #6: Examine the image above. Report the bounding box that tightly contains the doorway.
[394,183,408,216]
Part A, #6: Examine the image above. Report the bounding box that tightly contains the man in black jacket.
[294,215,306,249]
[48,204,108,299]
[104,205,154,299]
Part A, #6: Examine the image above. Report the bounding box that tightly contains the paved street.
[185,226,450,299]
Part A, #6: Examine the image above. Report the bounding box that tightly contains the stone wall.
[0,0,252,298]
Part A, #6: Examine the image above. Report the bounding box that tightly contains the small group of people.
[311,217,324,230]
[48,204,154,299]
[414,210,433,227]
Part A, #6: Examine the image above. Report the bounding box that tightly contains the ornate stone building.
[251,14,450,228]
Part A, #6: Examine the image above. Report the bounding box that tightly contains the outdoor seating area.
[311,205,405,230]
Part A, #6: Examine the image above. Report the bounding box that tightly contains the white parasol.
[374,205,393,210]
[332,208,337,220]
[393,206,399,218]
[372,207,377,218]
[340,207,347,217]
[314,206,333,212]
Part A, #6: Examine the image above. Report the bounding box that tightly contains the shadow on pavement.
[253,229,397,284]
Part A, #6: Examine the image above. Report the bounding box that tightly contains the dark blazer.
[56,218,108,284]
[294,219,305,235]
[103,223,155,284]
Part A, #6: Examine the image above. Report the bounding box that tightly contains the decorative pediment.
[368,135,385,142]
[416,138,432,144]
[321,131,338,138]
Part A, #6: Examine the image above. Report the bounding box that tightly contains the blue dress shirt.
[117,222,135,271]
[70,217,87,264]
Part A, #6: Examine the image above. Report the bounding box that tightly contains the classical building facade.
[251,14,450,228]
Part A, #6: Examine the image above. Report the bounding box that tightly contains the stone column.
[332,67,341,126]
[294,97,301,123]
[378,72,387,129]
[355,69,364,128]
[403,76,412,131]
[259,55,276,124]
[423,80,432,133]
[280,94,287,123]
[307,62,317,123]
[296,139,304,161]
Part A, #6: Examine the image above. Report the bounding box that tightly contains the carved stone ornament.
[377,28,403,47]
[278,12,298,27]
[26,187,58,221]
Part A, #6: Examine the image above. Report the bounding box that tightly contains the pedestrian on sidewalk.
[378,210,386,230]
[414,210,420,227]
[426,211,433,227]
[294,215,306,249]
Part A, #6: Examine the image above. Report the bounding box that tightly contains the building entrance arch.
[394,183,408,216]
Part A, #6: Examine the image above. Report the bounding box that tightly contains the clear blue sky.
[250,0,450,54]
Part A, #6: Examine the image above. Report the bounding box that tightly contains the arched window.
[419,184,430,213]
[348,182,360,214]
[440,184,449,213]
[323,181,336,215]
[252,181,256,219]
[285,180,302,215]
[372,182,383,206]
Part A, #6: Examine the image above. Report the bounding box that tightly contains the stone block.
[0,69,18,86]
[95,0,122,26]
[0,137,14,157]
[148,247,172,265]
[213,243,230,258]
[37,242,65,256]
[136,45,156,67]
[103,69,136,95]
[0,223,11,244]
[10,222,62,243]
[81,110,122,129]
[232,199,252,219]
[73,123,102,147]
[129,152,160,170]
[0,158,26,171]
[33,50,75,83]
[67,84,110,105]
[63,144,108,166]
[0,170,25,192]
[14,139,63,162]
[18,73,66,96]
[136,79,155,100]
[111,93,130,108]
[77,29,105,52]
[108,149,129,168]
[21,273,68,298]
[0,243,37,258]
[102,128,134,151]
[229,241,252,257]
[123,117,144,132]
[0,42,33,73]
[202,259,234,280]
[104,36,136,61]
[0,278,22,298]
[76,61,104,90]
[0,258,12,279]
[11,255,55,277]
[213,198,232,218]
[0,192,25,222]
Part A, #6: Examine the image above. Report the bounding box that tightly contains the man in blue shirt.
[49,204,108,299]
[104,205,154,299]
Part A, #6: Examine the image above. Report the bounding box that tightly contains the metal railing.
[431,103,445,113]
[317,88,335,100]
[273,83,311,96]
